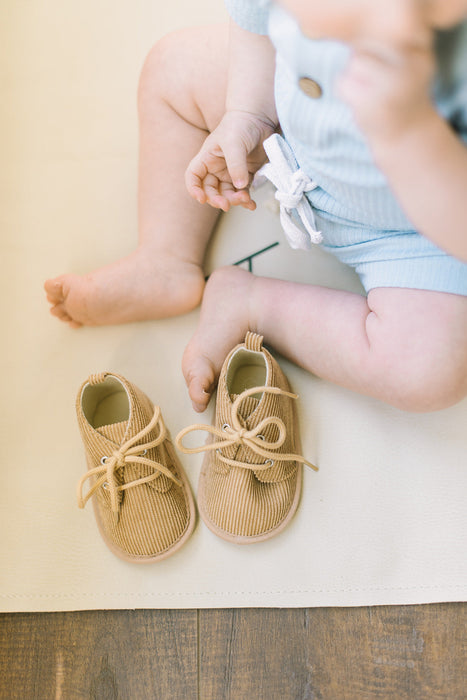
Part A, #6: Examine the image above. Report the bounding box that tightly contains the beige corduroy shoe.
[177,332,317,544]
[76,372,195,563]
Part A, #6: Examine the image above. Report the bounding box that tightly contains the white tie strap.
[257,133,322,249]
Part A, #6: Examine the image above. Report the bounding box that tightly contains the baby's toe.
[49,303,79,327]
[44,277,66,303]
[190,382,214,413]
[183,354,217,413]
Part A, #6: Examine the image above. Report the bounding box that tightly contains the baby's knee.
[384,349,467,413]
[137,26,228,130]
[366,289,467,412]
[138,26,227,113]
[138,32,184,101]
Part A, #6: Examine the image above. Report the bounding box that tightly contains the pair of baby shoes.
[76,332,317,562]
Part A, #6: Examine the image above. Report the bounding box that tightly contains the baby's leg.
[183,266,467,412]
[45,25,229,327]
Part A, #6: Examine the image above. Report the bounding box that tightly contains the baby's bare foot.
[45,274,93,328]
[182,265,258,412]
[44,249,205,327]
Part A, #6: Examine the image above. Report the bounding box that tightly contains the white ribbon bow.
[257,133,322,249]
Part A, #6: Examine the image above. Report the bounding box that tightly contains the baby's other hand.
[185,110,276,211]
[337,31,436,151]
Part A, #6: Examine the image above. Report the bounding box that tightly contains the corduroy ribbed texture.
[76,373,195,562]
[198,333,303,543]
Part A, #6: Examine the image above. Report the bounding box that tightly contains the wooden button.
[298,77,322,99]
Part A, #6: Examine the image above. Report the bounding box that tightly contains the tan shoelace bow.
[77,406,182,515]
[176,386,318,472]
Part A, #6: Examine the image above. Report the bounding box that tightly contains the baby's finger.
[185,158,209,203]
[203,174,231,212]
[219,181,256,211]
[239,196,257,211]
[222,141,251,191]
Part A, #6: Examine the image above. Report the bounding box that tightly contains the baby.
[45,0,467,413]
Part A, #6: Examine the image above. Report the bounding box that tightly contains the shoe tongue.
[230,394,260,422]
[229,391,294,484]
[96,420,129,443]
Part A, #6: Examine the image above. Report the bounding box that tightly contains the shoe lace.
[176,386,318,472]
[77,406,182,515]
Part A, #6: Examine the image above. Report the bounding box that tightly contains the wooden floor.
[0,603,464,699]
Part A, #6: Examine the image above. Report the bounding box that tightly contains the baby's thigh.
[141,24,229,132]
[367,287,467,409]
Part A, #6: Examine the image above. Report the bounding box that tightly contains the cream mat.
[1,0,466,612]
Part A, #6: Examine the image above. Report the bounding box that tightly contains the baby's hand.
[185,110,276,211]
[338,31,436,153]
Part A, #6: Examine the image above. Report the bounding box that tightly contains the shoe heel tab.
[244,332,263,352]
[88,372,109,386]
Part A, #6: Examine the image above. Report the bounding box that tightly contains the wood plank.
[0,610,198,700]
[198,604,466,699]
[0,604,464,699]
[199,608,311,699]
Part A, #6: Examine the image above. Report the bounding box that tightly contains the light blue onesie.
[225,0,467,294]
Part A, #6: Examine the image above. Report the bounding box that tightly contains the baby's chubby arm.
[338,31,467,263]
[185,20,278,211]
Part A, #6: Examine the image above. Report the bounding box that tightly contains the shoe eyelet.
[265,459,274,467]
[102,482,109,490]
[141,449,148,456]
[100,456,109,465]
[222,424,230,431]
[257,434,265,441]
